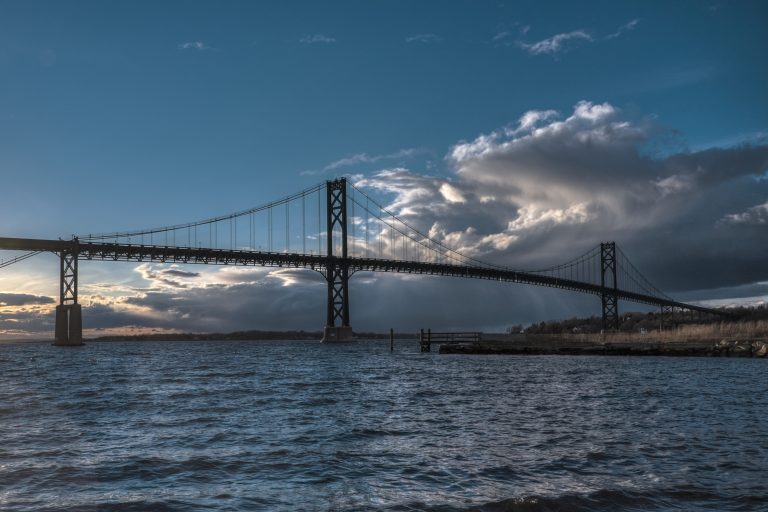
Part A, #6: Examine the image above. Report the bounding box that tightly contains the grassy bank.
[485,320,768,345]
[436,321,768,356]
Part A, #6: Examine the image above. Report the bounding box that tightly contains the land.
[439,321,768,357]
[88,330,417,342]
[7,306,766,358]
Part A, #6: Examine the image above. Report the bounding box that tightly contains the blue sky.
[1,1,767,337]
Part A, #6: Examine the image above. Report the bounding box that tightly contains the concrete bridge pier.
[54,244,83,346]
[322,325,354,342]
[55,304,83,346]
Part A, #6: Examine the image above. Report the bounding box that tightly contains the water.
[1,340,766,511]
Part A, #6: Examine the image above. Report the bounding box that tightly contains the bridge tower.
[600,241,619,331]
[323,178,354,341]
[54,239,83,346]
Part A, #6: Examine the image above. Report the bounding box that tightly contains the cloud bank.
[356,101,768,292]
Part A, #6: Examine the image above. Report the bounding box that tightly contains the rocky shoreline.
[439,339,768,357]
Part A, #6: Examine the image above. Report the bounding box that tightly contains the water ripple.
[0,340,766,511]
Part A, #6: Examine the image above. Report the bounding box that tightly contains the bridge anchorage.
[0,177,731,345]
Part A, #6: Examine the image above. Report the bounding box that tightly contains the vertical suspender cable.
[365,196,369,257]
[302,193,306,254]
[285,201,289,253]
[350,189,355,258]
[317,187,321,255]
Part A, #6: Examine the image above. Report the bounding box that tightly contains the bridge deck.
[0,236,725,315]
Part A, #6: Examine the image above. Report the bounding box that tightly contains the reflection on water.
[0,340,766,511]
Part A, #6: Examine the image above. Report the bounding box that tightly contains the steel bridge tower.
[322,178,353,341]
[600,241,619,331]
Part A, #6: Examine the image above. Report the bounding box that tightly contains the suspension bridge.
[0,178,727,345]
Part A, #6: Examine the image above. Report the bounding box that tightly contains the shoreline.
[439,337,768,357]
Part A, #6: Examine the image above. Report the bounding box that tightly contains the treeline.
[92,330,324,341]
[514,304,768,334]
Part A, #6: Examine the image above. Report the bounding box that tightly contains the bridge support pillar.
[322,325,353,342]
[600,241,619,331]
[55,304,82,346]
[54,243,83,346]
[322,178,354,342]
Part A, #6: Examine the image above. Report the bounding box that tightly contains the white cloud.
[302,148,425,176]
[299,34,336,44]
[653,174,695,197]
[514,109,558,133]
[405,34,442,44]
[439,183,465,204]
[720,201,768,225]
[493,24,531,44]
[507,203,591,231]
[605,19,640,40]
[513,20,638,56]
[178,41,209,50]
[517,30,592,55]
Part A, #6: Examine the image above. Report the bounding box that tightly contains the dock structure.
[420,329,482,352]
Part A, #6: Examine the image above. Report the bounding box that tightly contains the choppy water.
[0,340,766,511]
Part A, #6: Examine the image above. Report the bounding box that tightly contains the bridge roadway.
[0,236,720,314]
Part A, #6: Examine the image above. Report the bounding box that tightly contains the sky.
[1,0,767,338]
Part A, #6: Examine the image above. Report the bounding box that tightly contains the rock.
[731,342,751,357]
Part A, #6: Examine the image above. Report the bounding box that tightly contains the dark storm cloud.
[135,264,202,288]
[121,275,327,332]
[162,269,201,278]
[0,293,55,306]
[0,308,54,334]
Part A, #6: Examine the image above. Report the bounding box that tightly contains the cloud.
[299,34,336,44]
[517,30,592,55]
[302,148,425,176]
[514,20,637,56]
[0,292,55,306]
[605,19,640,40]
[405,34,442,44]
[720,201,768,225]
[356,101,768,293]
[493,23,531,44]
[177,41,209,51]
[162,268,201,278]
[135,263,203,289]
